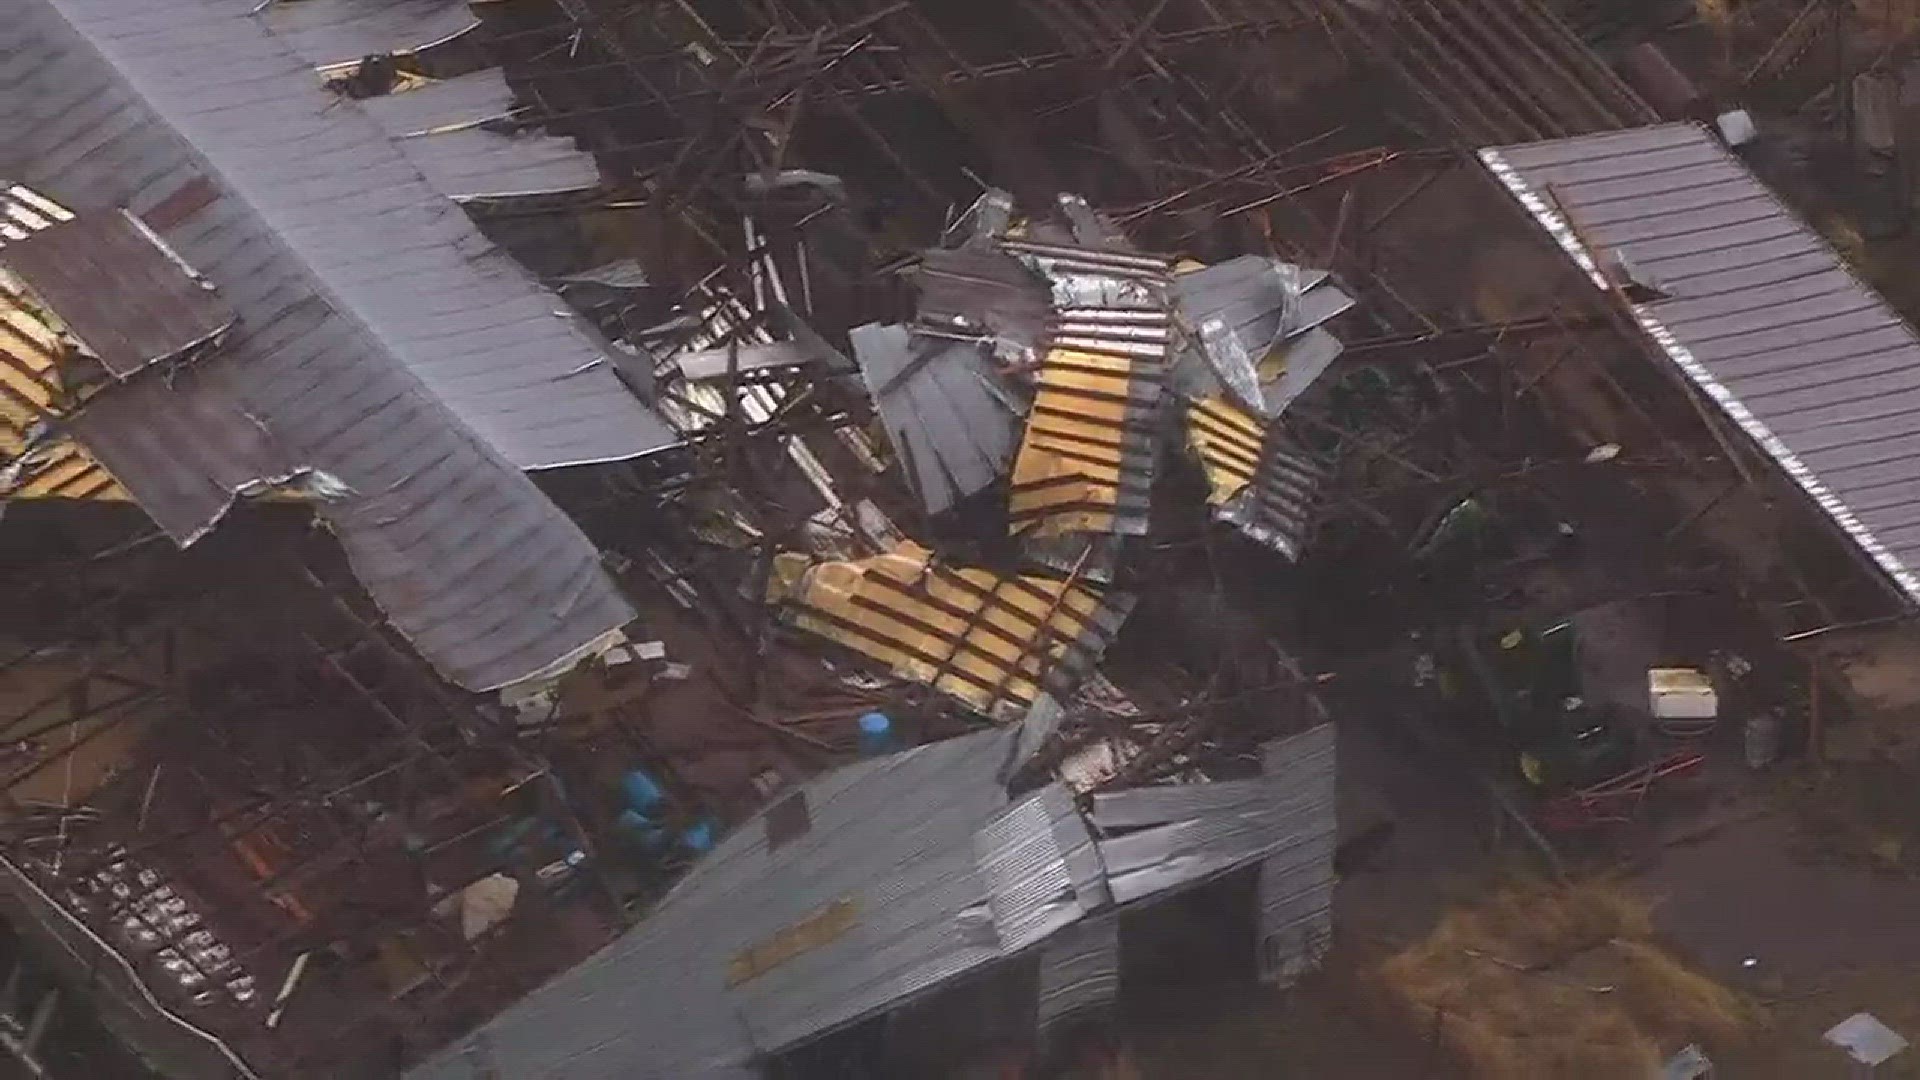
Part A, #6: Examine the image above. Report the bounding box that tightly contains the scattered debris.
[1825,1011,1909,1069]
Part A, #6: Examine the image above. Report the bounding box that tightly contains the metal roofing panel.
[1187,397,1326,559]
[5,0,639,690]
[408,729,1038,1079]
[263,0,478,64]
[1096,724,1336,907]
[0,211,233,378]
[851,324,1021,516]
[1257,724,1336,986]
[63,372,292,540]
[26,0,672,470]
[1035,915,1118,1032]
[771,542,1134,722]
[911,247,1053,360]
[1483,122,1920,604]
[354,69,516,134]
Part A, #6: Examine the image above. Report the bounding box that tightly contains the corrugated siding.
[1035,915,1119,1032]
[1096,723,1336,913]
[3,0,637,690]
[1482,123,1920,603]
[1187,396,1326,559]
[851,324,1021,516]
[776,543,1134,722]
[1257,724,1336,986]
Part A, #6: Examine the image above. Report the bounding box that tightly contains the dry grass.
[1379,879,1756,1079]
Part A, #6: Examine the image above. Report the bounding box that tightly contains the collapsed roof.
[409,722,1336,1080]
[0,0,682,690]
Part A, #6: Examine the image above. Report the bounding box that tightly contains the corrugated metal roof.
[408,728,1037,1079]
[3,0,640,690]
[910,247,1054,362]
[1481,123,1920,604]
[62,374,291,538]
[1187,396,1328,559]
[1095,723,1336,908]
[1008,316,1170,540]
[355,71,600,199]
[769,542,1134,722]
[11,0,672,472]
[0,210,234,378]
[1169,255,1352,416]
[260,0,478,64]
[1256,724,1336,985]
[411,723,1337,1078]
[851,324,1022,517]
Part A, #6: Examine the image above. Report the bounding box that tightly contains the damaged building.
[5,0,1920,1074]
[410,722,1335,1079]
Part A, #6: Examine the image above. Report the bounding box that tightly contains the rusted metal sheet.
[1482,123,1920,605]
[1,211,234,379]
[0,187,127,504]
[770,542,1133,721]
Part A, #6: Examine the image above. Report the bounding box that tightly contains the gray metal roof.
[409,729,1046,1079]
[1171,255,1353,416]
[354,71,602,199]
[1482,124,1920,604]
[412,723,1339,1078]
[851,324,1023,516]
[1092,723,1337,908]
[0,210,235,378]
[14,0,672,472]
[3,0,642,690]
[260,0,479,63]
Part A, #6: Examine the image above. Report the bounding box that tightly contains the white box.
[1649,668,1717,720]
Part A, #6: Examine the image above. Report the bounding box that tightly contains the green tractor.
[1441,619,1634,792]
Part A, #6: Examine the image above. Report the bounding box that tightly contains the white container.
[1649,667,1718,720]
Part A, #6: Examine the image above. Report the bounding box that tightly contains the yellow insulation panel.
[1009,347,1151,539]
[1188,395,1267,507]
[0,188,129,502]
[775,542,1116,719]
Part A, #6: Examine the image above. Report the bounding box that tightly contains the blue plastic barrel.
[621,769,665,813]
[857,712,895,756]
[680,818,716,854]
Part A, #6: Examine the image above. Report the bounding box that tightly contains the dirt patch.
[1783,759,1920,873]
